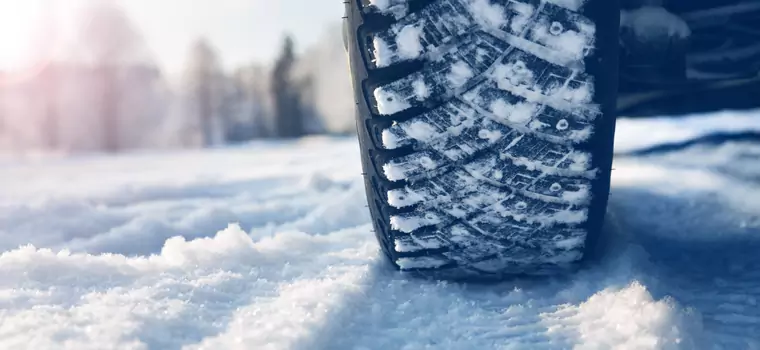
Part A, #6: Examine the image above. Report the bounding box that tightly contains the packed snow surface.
[2,110,760,349]
[620,6,691,41]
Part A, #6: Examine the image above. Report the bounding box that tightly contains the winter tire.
[345,0,619,279]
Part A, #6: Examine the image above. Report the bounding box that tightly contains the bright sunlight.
[0,0,46,70]
[0,0,81,71]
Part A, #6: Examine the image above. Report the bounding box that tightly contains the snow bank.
[615,109,760,153]
[0,224,378,350]
[564,282,701,349]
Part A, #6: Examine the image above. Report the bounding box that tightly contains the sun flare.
[0,0,79,72]
[0,0,46,70]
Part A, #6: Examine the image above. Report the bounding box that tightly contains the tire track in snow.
[292,207,702,350]
[608,140,760,349]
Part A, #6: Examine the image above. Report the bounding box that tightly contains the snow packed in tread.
[368,0,599,270]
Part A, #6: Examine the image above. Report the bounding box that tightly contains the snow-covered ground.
[1,111,759,349]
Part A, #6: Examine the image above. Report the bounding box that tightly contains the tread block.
[373,31,509,115]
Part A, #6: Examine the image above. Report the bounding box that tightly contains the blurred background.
[0,0,352,154]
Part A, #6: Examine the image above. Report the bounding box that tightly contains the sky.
[0,0,344,73]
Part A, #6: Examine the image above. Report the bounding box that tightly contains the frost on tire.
[351,0,614,277]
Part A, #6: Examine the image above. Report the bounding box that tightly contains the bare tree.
[232,65,272,139]
[294,23,355,134]
[271,36,304,138]
[76,2,143,152]
[184,38,224,147]
[297,74,326,135]
[38,2,60,150]
[250,66,272,138]
[0,71,4,136]
[40,65,59,150]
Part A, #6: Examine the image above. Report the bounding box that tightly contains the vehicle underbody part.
[618,0,760,116]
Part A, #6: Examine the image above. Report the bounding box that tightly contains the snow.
[447,61,475,89]
[546,0,587,11]
[395,25,425,61]
[369,0,390,11]
[490,99,537,125]
[396,256,448,270]
[382,162,408,181]
[387,188,426,208]
[508,2,535,34]
[561,185,591,203]
[369,0,408,19]
[468,0,508,29]
[568,151,591,172]
[395,234,445,254]
[390,213,442,233]
[411,78,430,101]
[402,121,438,144]
[621,6,691,42]
[374,86,411,115]
[2,109,760,348]
[529,18,595,61]
[614,109,760,153]
[372,37,393,68]
[478,129,503,143]
[381,129,401,150]
[489,61,594,112]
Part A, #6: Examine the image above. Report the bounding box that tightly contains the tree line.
[0,2,351,153]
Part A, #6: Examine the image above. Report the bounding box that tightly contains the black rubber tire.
[345,0,619,279]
